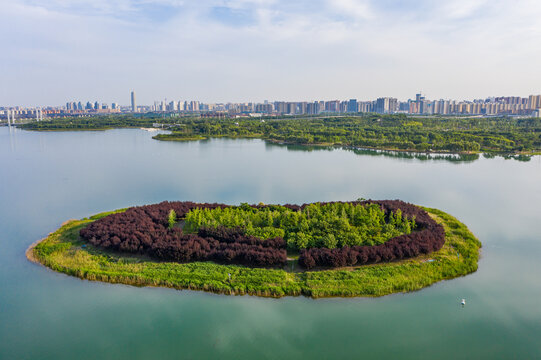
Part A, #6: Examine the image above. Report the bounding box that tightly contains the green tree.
[168,209,177,229]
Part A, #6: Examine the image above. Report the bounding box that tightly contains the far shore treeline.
[18,114,541,155]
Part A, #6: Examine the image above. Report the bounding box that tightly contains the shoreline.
[26,206,482,298]
[13,126,540,156]
[154,135,539,157]
[25,239,42,265]
[25,219,79,265]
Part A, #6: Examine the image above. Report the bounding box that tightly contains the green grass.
[28,207,481,298]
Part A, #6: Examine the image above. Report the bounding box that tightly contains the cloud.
[328,0,374,20]
[2,0,541,106]
[441,0,489,19]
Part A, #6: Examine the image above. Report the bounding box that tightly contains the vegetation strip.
[77,200,441,269]
[28,204,481,298]
[18,114,541,155]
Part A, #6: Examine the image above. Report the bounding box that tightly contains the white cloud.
[442,0,489,19]
[2,0,541,106]
[328,0,374,20]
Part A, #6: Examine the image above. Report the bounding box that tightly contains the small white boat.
[461,299,466,306]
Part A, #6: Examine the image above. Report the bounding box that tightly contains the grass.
[28,207,481,298]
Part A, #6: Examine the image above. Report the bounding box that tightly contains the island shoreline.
[26,206,481,298]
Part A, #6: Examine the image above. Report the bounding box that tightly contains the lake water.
[1,127,540,359]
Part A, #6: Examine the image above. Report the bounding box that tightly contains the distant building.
[131,91,136,112]
[325,100,340,113]
[306,102,320,115]
[375,97,398,114]
[529,95,541,109]
[274,101,286,114]
[347,99,358,113]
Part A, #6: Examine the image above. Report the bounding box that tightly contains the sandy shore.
[25,219,78,264]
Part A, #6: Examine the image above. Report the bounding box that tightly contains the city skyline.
[4,90,541,109]
[3,0,541,106]
[3,91,541,118]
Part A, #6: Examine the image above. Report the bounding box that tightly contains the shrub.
[79,200,444,270]
[298,200,445,269]
[80,201,286,267]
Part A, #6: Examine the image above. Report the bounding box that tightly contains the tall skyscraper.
[131,91,136,112]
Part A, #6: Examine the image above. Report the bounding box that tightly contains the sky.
[1,0,541,106]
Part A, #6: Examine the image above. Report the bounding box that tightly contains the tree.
[168,209,177,229]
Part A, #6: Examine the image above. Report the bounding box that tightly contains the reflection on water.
[484,153,532,162]
[266,141,536,163]
[346,147,481,163]
[266,141,481,163]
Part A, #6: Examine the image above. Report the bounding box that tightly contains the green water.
[1,127,540,359]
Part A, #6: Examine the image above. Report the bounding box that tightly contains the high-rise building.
[298,102,307,114]
[255,103,273,113]
[168,101,177,111]
[529,95,541,109]
[131,91,136,112]
[325,100,340,113]
[347,99,358,113]
[306,102,317,115]
[398,102,409,112]
[274,102,286,114]
[375,97,398,114]
[286,102,297,114]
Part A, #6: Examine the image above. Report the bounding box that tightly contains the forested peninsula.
[18,114,541,155]
[27,200,481,298]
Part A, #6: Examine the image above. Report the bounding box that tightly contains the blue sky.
[2,0,541,106]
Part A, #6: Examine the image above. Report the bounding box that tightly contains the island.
[27,200,481,298]
[17,114,541,156]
